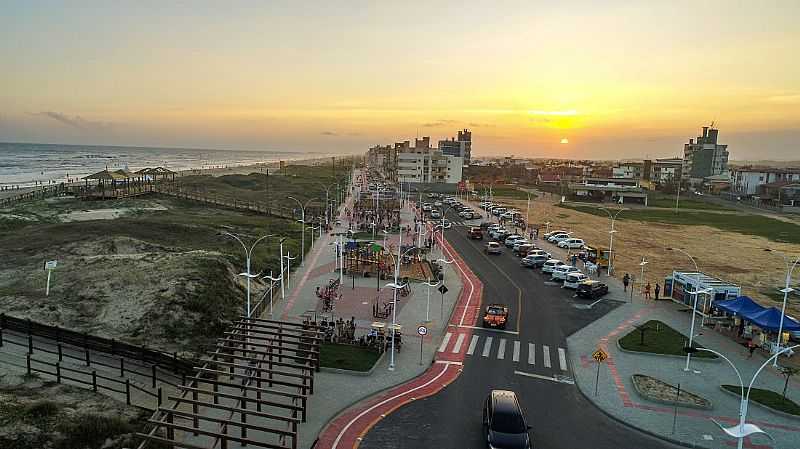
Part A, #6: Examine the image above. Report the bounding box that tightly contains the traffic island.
[720,385,800,418]
[631,374,712,410]
[618,320,718,359]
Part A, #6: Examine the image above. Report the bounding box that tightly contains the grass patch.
[487,186,535,200]
[619,320,717,358]
[646,194,733,211]
[55,414,134,449]
[320,343,381,372]
[559,204,800,244]
[721,385,800,416]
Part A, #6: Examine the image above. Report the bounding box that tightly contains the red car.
[483,304,509,329]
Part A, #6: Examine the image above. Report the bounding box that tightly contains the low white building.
[731,166,800,196]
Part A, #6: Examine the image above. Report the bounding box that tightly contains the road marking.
[451,324,519,336]
[512,341,520,362]
[466,335,479,355]
[514,370,575,385]
[542,345,551,368]
[434,360,463,366]
[497,339,506,360]
[438,332,452,353]
[558,348,568,371]
[452,333,466,354]
[528,343,535,365]
[482,337,493,357]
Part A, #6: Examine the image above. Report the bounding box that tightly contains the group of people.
[622,273,661,300]
[321,316,357,344]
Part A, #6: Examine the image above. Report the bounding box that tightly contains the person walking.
[623,273,630,292]
[644,282,652,300]
[747,339,757,358]
[654,283,661,300]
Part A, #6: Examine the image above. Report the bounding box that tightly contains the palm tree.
[778,365,800,404]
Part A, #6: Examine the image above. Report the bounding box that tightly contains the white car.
[512,239,530,251]
[485,241,502,255]
[430,210,442,218]
[489,227,507,239]
[504,235,524,247]
[549,233,571,244]
[422,204,432,212]
[434,201,443,207]
[543,230,568,240]
[552,265,581,281]
[542,259,566,273]
[558,238,585,249]
[526,249,551,259]
[563,272,589,289]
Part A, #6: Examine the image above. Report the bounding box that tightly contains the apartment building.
[731,166,800,196]
[397,136,463,184]
[682,125,729,185]
[438,128,472,164]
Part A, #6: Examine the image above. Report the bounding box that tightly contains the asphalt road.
[360,211,683,449]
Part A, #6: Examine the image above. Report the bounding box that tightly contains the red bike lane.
[315,231,483,449]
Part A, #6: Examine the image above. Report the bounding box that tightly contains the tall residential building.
[682,125,729,184]
[438,128,472,164]
[395,136,463,184]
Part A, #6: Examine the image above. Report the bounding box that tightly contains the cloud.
[320,131,339,136]
[529,117,552,124]
[765,94,800,104]
[36,111,113,131]
[468,122,494,128]
[422,119,457,128]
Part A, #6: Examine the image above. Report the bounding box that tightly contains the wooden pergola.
[80,167,176,200]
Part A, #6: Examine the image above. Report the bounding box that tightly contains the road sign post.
[417,325,428,365]
[44,260,57,296]
[438,284,448,321]
[592,348,608,396]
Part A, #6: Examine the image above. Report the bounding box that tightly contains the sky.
[1,0,799,160]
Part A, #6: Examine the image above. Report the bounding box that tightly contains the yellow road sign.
[592,348,608,362]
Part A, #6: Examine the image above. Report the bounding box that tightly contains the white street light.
[696,345,799,449]
[639,257,649,298]
[764,249,800,366]
[224,232,272,318]
[599,207,626,276]
[262,271,282,316]
[421,278,441,323]
[667,246,710,371]
[283,251,296,287]
[287,196,318,266]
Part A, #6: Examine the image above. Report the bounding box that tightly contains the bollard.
[158,387,162,407]
[0,328,3,347]
[92,371,97,392]
[85,349,90,366]
[28,334,33,354]
[120,358,124,377]
[57,343,62,362]
[56,363,61,383]
[125,379,130,405]
[26,353,31,375]
[151,364,157,388]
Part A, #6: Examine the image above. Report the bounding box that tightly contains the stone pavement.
[275,177,466,449]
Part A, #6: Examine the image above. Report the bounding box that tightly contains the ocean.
[0,142,307,188]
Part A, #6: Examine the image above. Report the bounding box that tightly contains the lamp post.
[437,258,454,321]
[262,271,282,316]
[693,345,799,449]
[223,232,272,318]
[421,278,441,323]
[667,247,708,371]
[525,191,532,237]
[764,249,800,366]
[313,181,334,227]
[599,207,626,276]
[287,196,318,266]
[283,251,296,287]
[278,237,287,300]
[639,257,648,299]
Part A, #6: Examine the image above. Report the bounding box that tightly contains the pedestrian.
[654,283,661,300]
[623,273,630,292]
[644,282,651,299]
[747,339,756,358]
[571,254,577,267]
[529,229,534,240]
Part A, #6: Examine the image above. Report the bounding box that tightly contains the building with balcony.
[682,125,729,185]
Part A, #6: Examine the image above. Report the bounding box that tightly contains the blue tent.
[714,296,765,317]
[748,307,800,333]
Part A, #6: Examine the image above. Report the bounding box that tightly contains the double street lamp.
[667,246,711,372]
[287,196,318,266]
[223,232,273,318]
[764,248,800,366]
[599,207,626,276]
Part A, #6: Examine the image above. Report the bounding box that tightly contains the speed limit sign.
[417,325,428,336]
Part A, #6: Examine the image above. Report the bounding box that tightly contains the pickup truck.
[483,304,509,329]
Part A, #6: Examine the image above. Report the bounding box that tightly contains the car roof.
[490,390,520,412]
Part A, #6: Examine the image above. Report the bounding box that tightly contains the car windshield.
[492,410,526,433]
[487,307,505,315]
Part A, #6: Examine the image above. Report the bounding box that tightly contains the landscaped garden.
[619,320,717,359]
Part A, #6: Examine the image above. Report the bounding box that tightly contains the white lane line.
[558,348,568,371]
[497,339,507,360]
[542,345,551,368]
[528,343,535,365]
[512,341,520,362]
[482,337,493,357]
[451,325,519,336]
[331,363,452,449]
[438,332,452,353]
[466,335,479,356]
[452,333,466,354]
[514,370,575,385]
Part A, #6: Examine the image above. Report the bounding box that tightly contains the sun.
[560,138,569,144]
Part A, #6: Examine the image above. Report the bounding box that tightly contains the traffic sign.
[417,325,428,336]
[45,260,57,270]
[592,348,608,362]
[437,285,449,295]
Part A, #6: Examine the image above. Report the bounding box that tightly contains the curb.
[630,375,713,410]
[570,358,711,449]
[320,351,387,377]
[718,385,800,420]
[615,339,721,363]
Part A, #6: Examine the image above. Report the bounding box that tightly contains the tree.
[778,366,800,404]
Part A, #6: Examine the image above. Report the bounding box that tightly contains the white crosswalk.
[438,332,569,372]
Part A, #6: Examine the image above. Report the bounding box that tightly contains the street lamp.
[223,232,272,318]
[764,249,800,366]
[692,345,799,449]
[525,191,532,237]
[262,271,282,316]
[599,207,626,276]
[287,196,318,266]
[283,251,296,287]
[421,278,441,323]
[667,247,710,372]
[313,181,335,227]
[437,258,454,320]
[639,257,648,298]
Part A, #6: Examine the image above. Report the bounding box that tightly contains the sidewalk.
[276,179,467,449]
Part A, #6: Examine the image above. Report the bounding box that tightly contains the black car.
[483,390,532,449]
[575,280,609,299]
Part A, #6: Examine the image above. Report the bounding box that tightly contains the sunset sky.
[1,1,798,159]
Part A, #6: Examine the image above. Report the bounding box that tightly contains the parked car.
[548,233,571,244]
[541,259,566,274]
[504,235,524,247]
[551,265,581,281]
[483,390,533,449]
[485,241,502,255]
[521,254,548,268]
[563,272,589,289]
[526,249,551,259]
[576,280,609,299]
[430,210,442,219]
[513,243,534,256]
[422,204,432,212]
[434,201,443,207]
[467,227,483,240]
[542,230,568,240]
[557,238,585,249]
[482,304,509,329]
